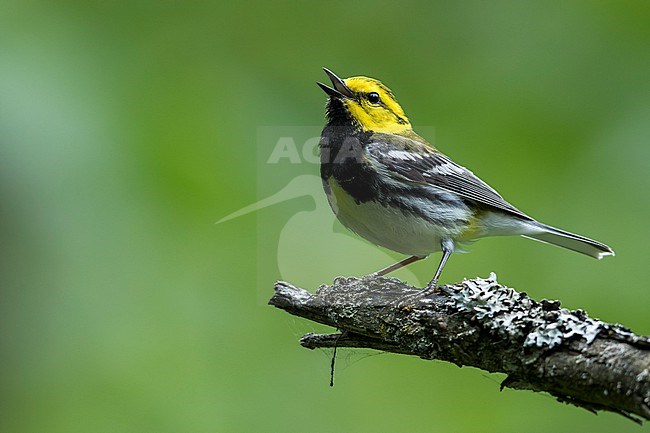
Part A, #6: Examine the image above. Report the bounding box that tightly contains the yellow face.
[342,77,412,134]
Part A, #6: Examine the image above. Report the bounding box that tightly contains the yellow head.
[318,68,412,134]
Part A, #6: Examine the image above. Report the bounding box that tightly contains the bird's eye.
[367,92,381,104]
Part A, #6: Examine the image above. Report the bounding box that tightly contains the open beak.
[317,67,354,99]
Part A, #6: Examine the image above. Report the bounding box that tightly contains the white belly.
[324,177,471,256]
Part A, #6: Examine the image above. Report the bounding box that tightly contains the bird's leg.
[372,255,427,277]
[397,240,455,305]
[428,239,454,288]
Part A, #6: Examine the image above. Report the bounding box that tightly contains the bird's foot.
[398,283,439,306]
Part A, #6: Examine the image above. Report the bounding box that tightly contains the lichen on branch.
[269,274,650,423]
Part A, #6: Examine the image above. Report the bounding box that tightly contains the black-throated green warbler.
[317,68,614,287]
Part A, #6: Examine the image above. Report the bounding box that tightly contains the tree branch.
[269,274,650,423]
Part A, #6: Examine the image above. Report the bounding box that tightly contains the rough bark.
[269,274,650,423]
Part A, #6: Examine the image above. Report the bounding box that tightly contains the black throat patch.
[319,101,377,203]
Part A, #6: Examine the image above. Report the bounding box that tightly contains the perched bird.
[317,68,614,287]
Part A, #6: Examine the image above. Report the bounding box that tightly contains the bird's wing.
[365,136,532,220]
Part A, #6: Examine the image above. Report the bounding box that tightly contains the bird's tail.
[522,222,614,259]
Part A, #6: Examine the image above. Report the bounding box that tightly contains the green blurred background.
[2,1,649,432]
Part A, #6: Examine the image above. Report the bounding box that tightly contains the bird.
[316,67,614,288]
